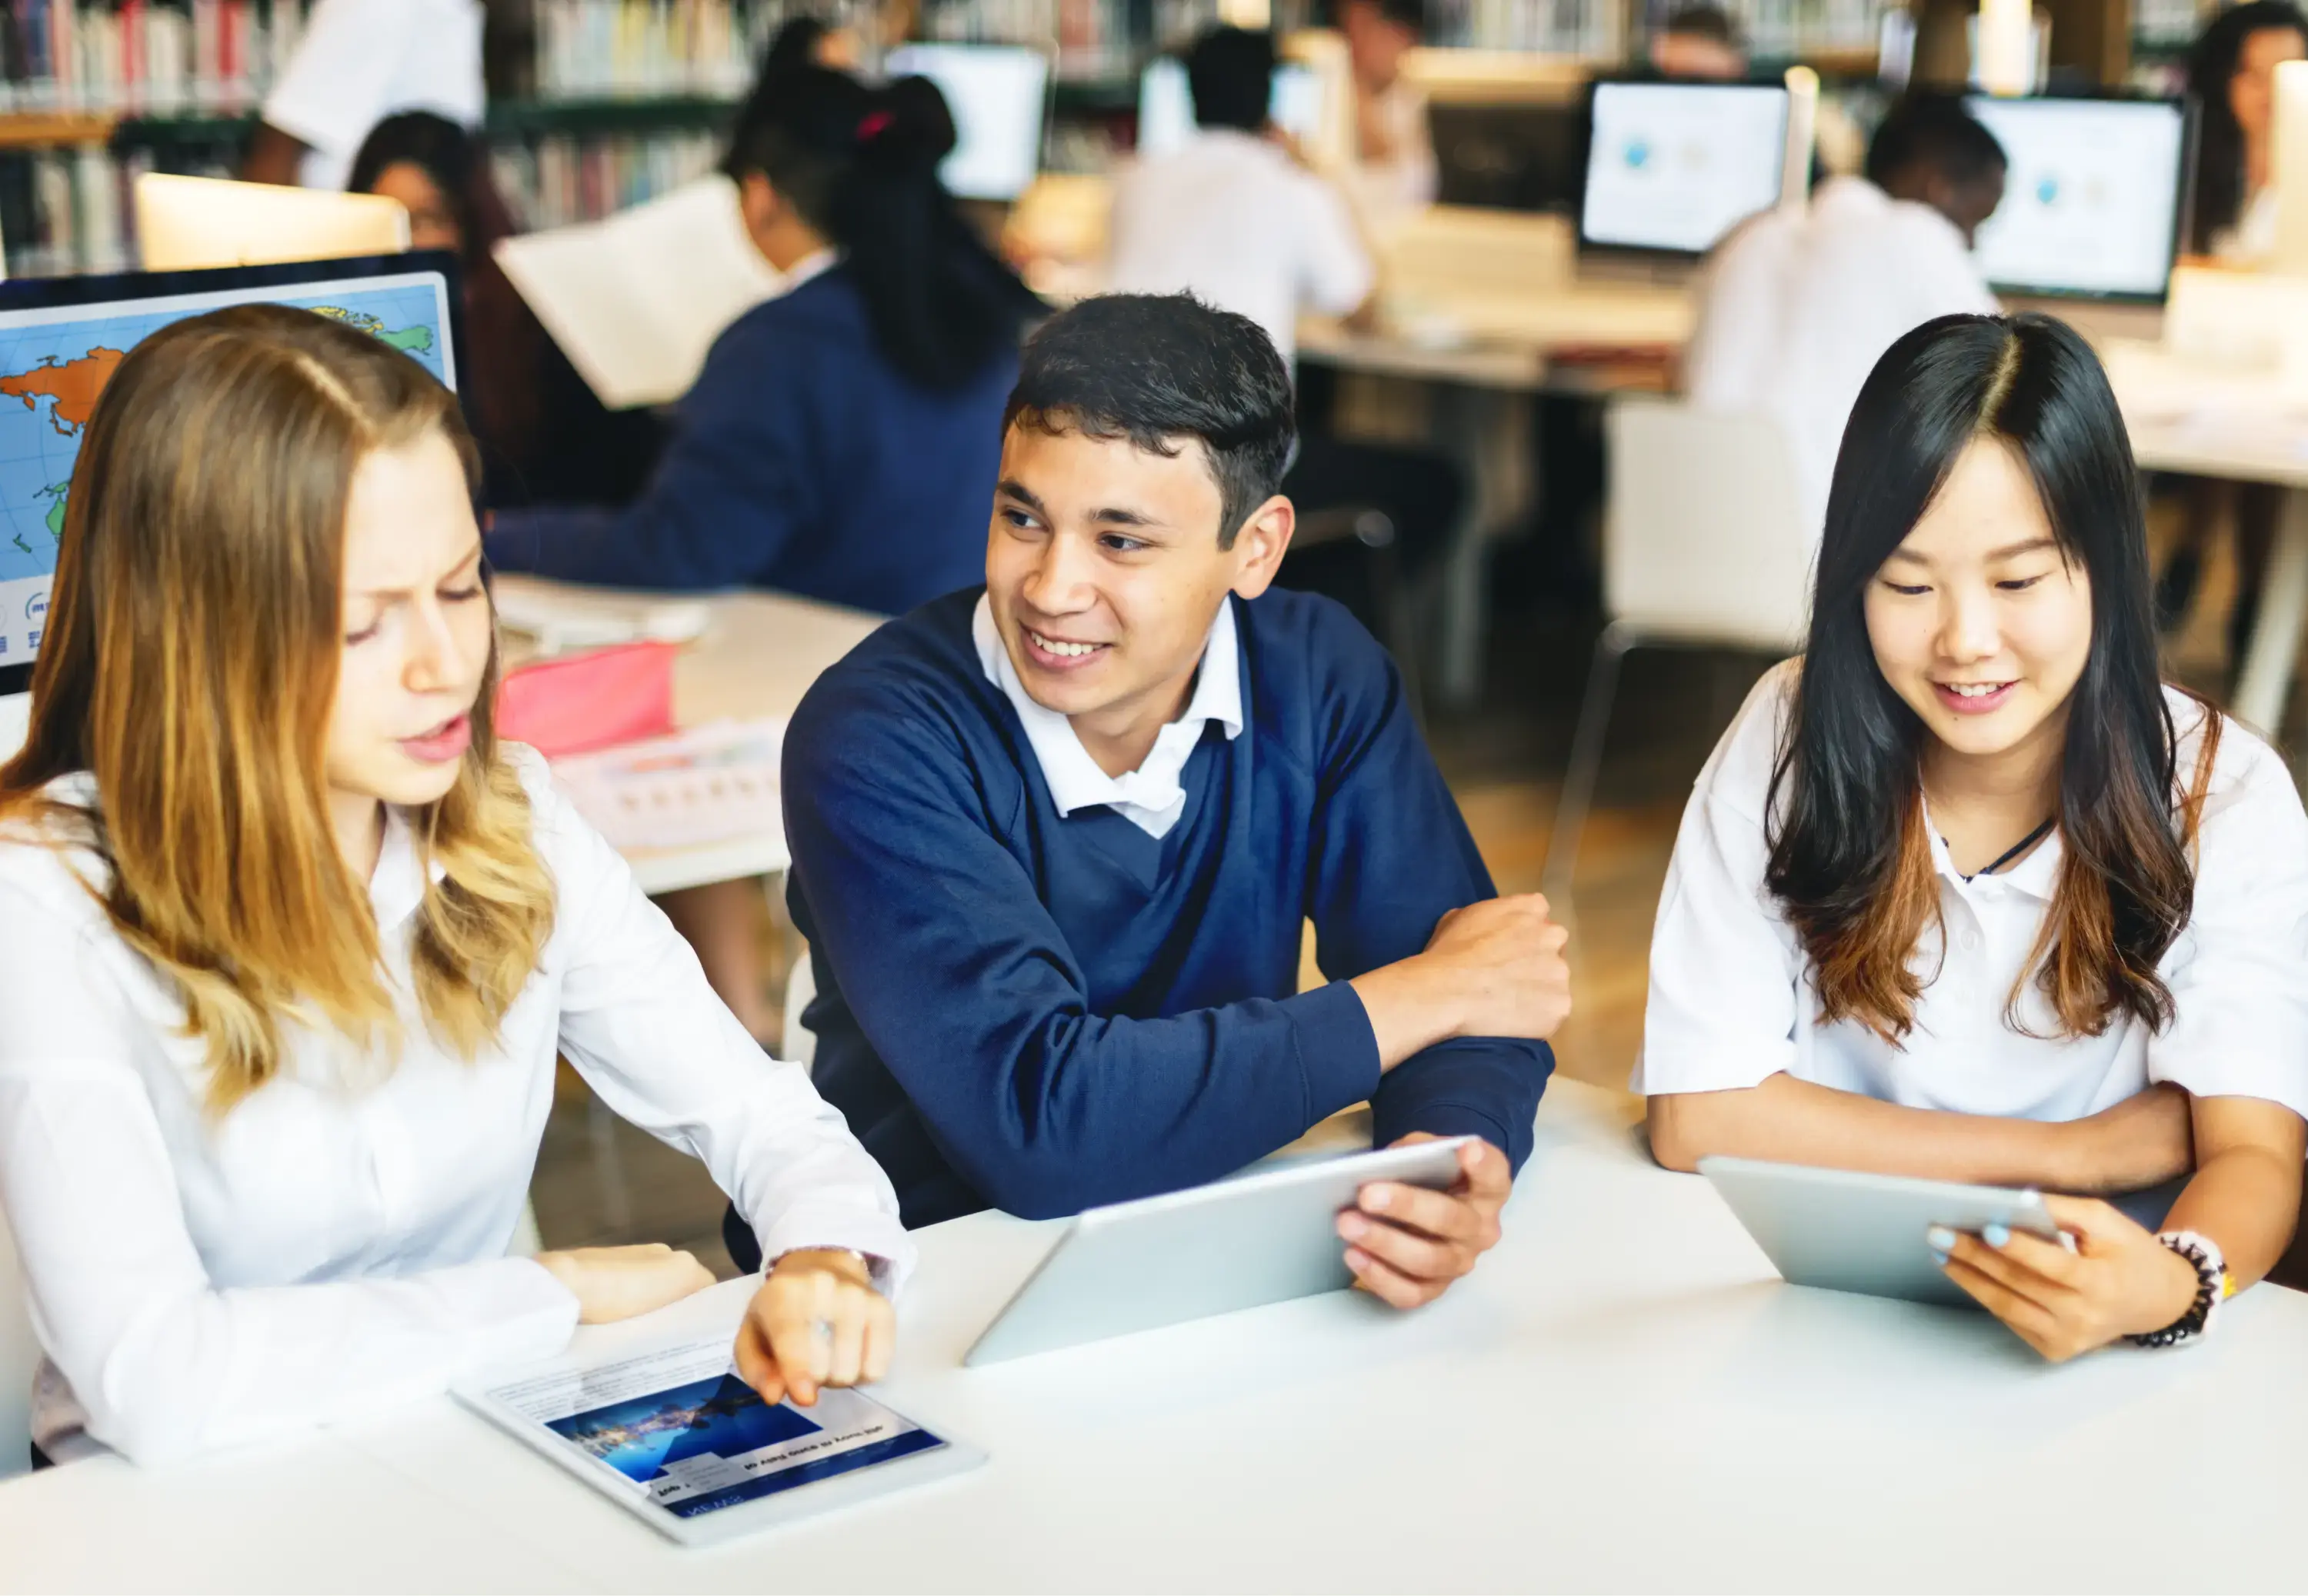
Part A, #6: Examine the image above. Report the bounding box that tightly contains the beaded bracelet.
[2127,1230,2227,1350]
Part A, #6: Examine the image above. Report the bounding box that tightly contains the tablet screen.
[484,1338,949,1521]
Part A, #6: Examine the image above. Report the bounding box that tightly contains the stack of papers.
[493,175,785,410]
[551,718,785,852]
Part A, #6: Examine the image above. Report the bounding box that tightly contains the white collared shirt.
[1684,177,1999,538]
[1636,663,2308,1122]
[1106,128,1374,368]
[0,746,910,1466]
[973,595,1242,840]
[262,0,486,192]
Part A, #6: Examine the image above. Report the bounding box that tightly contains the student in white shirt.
[0,305,910,1469]
[243,0,486,190]
[1684,93,2005,539]
[2153,2,2307,647]
[1108,25,1463,642]
[1641,313,2308,1361]
[1336,0,1439,222]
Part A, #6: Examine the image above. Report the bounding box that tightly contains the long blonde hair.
[0,304,556,1111]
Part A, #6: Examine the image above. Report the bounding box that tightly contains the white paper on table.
[551,718,785,852]
[493,175,784,410]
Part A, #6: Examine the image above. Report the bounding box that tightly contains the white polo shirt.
[262,0,486,192]
[1636,664,2308,1123]
[1684,177,1999,538]
[973,594,1243,840]
[1106,128,1375,368]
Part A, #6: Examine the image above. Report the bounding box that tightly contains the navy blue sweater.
[482,268,1009,614]
[784,587,1554,1228]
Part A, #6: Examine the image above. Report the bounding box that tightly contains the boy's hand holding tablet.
[1342,1133,1513,1309]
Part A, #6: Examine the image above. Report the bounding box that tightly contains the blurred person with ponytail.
[1638,314,2308,1362]
[485,63,1045,1038]
[0,306,911,1471]
[483,65,1046,615]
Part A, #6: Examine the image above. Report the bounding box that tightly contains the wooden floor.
[529,498,2266,1275]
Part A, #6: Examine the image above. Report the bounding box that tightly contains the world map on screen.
[0,275,449,665]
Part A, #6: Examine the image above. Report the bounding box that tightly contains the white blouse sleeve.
[519,754,914,1289]
[0,876,576,1468]
[1633,669,1812,1095]
[2147,720,2308,1118]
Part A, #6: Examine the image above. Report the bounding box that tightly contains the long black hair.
[722,65,1044,390]
[2187,0,2308,252]
[1766,313,2216,1044]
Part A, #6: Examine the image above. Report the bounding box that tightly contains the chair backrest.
[0,1209,38,1477]
[1603,396,1815,651]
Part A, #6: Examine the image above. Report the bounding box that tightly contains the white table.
[2102,343,2308,738]
[13,1078,2308,1594]
[492,575,885,896]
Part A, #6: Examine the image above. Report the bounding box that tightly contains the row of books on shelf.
[0,0,315,116]
[0,127,718,278]
[532,0,800,100]
[491,128,723,232]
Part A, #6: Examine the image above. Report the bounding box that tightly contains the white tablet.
[965,1137,1471,1366]
[1699,1155,2064,1309]
[456,1335,983,1548]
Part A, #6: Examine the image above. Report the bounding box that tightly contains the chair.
[1291,507,1425,712]
[1,1209,39,1477]
[1539,398,1814,912]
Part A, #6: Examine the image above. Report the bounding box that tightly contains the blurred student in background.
[1107,25,1463,638]
[347,113,663,510]
[245,0,486,189]
[2153,1,2307,643]
[1336,0,1437,219]
[486,65,1044,1036]
[0,307,909,1470]
[1683,92,2004,538]
[1643,314,2308,1362]
[1647,3,1750,79]
[2187,0,2308,263]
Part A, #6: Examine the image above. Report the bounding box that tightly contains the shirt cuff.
[1286,979,1386,1124]
[1629,1041,1796,1097]
[749,1204,918,1299]
[462,1257,585,1371]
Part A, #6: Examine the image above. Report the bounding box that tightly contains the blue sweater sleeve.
[1300,610,1553,1171]
[784,695,1385,1221]
[483,312,816,591]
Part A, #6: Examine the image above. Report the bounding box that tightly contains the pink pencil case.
[495,641,678,758]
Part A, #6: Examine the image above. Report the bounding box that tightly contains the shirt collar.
[1920,798,2064,903]
[972,594,1244,822]
[367,804,447,933]
[781,248,839,294]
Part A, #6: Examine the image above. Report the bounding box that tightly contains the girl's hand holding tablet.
[1931,1197,2200,1361]
[735,1249,896,1408]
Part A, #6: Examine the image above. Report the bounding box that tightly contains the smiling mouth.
[1025,628,1108,659]
[1940,681,2012,698]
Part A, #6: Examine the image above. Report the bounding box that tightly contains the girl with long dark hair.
[2186,0,2308,261]
[1639,313,2308,1361]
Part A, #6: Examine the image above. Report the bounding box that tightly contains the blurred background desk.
[494,575,882,896]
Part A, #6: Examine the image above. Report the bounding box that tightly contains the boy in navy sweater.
[748,295,1570,1311]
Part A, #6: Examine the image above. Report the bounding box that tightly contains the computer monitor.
[1577,79,1791,258]
[1136,57,1324,158]
[1962,93,2192,303]
[0,253,463,727]
[882,43,1052,202]
[135,174,412,272]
